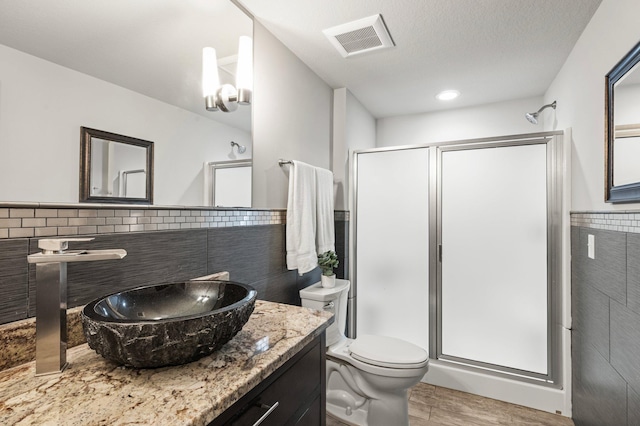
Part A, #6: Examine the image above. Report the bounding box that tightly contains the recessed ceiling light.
[436,90,460,101]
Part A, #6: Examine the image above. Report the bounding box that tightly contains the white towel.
[315,167,335,255]
[286,160,318,274]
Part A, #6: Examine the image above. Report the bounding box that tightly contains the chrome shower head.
[525,112,539,125]
[230,141,246,154]
[525,101,557,125]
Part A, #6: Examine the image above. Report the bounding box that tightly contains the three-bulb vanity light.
[202,36,253,113]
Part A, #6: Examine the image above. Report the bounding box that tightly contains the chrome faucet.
[27,238,127,375]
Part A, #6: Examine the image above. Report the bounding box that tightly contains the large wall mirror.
[606,40,640,203]
[0,1,252,207]
[80,127,154,205]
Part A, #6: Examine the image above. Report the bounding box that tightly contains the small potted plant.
[318,250,339,288]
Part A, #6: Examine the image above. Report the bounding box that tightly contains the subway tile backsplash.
[0,206,288,238]
[571,211,640,233]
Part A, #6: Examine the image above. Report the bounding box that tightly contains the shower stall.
[350,131,568,413]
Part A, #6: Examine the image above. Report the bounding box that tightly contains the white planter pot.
[321,274,336,288]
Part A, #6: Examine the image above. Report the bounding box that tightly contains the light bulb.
[236,36,253,104]
[202,47,220,98]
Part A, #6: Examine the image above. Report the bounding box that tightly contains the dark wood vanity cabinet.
[209,333,326,426]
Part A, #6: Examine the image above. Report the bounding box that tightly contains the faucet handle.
[38,238,95,253]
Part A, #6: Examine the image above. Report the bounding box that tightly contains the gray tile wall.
[0,205,349,325]
[572,217,640,426]
[0,240,29,323]
[334,219,349,280]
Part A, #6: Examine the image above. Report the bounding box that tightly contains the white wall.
[376,96,545,147]
[252,21,332,208]
[332,88,376,210]
[545,0,640,211]
[0,43,251,206]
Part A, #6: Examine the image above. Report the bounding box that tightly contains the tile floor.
[326,382,575,426]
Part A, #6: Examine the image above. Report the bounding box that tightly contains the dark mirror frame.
[605,40,640,203]
[79,127,154,205]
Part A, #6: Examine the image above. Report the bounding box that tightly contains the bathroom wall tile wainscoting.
[571,211,640,426]
[8,206,640,424]
[327,383,575,426]
[0,204,349,371]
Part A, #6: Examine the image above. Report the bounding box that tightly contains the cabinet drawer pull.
[253,401,279,426]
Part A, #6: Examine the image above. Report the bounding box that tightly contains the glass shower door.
[354,147,430,351]
[438,141,550,377]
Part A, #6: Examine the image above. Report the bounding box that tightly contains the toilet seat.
[328,337,429,379]
[349,335,429,369]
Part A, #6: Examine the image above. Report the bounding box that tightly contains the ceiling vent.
[323,14,395,58]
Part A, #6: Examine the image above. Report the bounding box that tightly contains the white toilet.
[300,279,428,426]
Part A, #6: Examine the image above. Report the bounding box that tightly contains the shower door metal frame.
[433,132,563,386]
[350,130,564,388]
[204,160,252,207]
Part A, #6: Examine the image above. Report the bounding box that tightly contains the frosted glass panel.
[441,144,548,374]
[614,136,640,186]
[124,172,146,198]
[356,148,430,351]
[214,167,252,207]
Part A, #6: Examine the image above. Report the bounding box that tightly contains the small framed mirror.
[79,127,154,204]
[605,40,640,203]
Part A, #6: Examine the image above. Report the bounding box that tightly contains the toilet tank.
[299,279,350,347]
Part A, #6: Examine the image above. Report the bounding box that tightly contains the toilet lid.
[349,335,428,369]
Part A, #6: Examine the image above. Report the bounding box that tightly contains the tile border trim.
[570,210,640,233]
[0,205,349,239]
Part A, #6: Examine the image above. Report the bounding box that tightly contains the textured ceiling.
[239,0,602,118]
[0,0,252,131]
[0,0,602,124]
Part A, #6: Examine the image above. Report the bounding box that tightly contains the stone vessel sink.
[81,280,257,368]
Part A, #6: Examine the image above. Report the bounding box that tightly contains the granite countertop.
[0,300,333,426]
